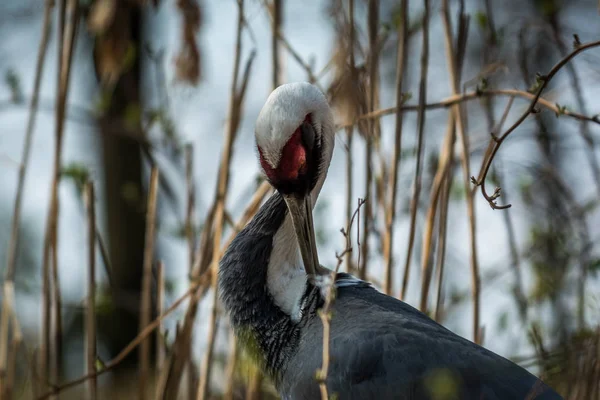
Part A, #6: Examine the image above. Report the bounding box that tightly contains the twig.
[383,0,408,295]
[155,261,165,380]
[400,0,428,301]
[197,2,254,397]
[316,198,365,400]
[37,280,206,400]
[139,168,159,400]
[338,88,600,129]
[84,182,98,400]
[471,39,600,209]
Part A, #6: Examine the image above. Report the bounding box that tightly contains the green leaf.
[4,69,23,103]
[475,12,488,29]
[589,258,600,277]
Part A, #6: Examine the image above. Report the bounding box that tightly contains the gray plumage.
[219,192,562,400]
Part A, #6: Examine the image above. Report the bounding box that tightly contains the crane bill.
[283,193,321,278]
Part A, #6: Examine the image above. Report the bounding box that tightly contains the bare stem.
[139,168,159,400]
[440,0,480,342]
[4,0,54,283]
[383,0,408,296]
[400,0,429,301]
[85,182,97,400]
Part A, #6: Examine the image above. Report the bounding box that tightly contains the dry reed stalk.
[186,145,196,274]
[341,88,600,129]
[223,331,237,400]
[84,182,97,400]
[39,0,79,394]
[270,0,282,89]
[0,282,11,397]
[344,126,354,272]
[400,0,429,301]
[38,280,206,400]
[197,2,254,398]
[433,155,453,321]
[418,119,455,307]
[184,144,197,400]
[260,0,321,90]
[423,4,468,313]
[359,0,379,281]
[155,261,165,378]
[221,182,271,255]
[344,0,355,273]
[439,0,481,342]
[382,0,408,295]
[4,0,54,283]
[139,168,160,400]
[1,283,21,399]
[245,368,263,400]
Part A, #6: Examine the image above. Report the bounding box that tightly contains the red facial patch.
[259,117,310,182]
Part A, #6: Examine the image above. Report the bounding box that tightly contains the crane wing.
[281,285,562,400]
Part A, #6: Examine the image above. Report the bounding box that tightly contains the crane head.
[255,82,335,278]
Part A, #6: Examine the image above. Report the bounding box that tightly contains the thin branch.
[84,182,97,400]
[471,39,600,209]
[383,0,408,295]
[338,88,600,129]
[139,168,159,400]
[400,0,428,301]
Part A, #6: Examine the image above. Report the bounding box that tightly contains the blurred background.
[1,0,600,398]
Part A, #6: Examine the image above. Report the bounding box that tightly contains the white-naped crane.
[218,82,563,399]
